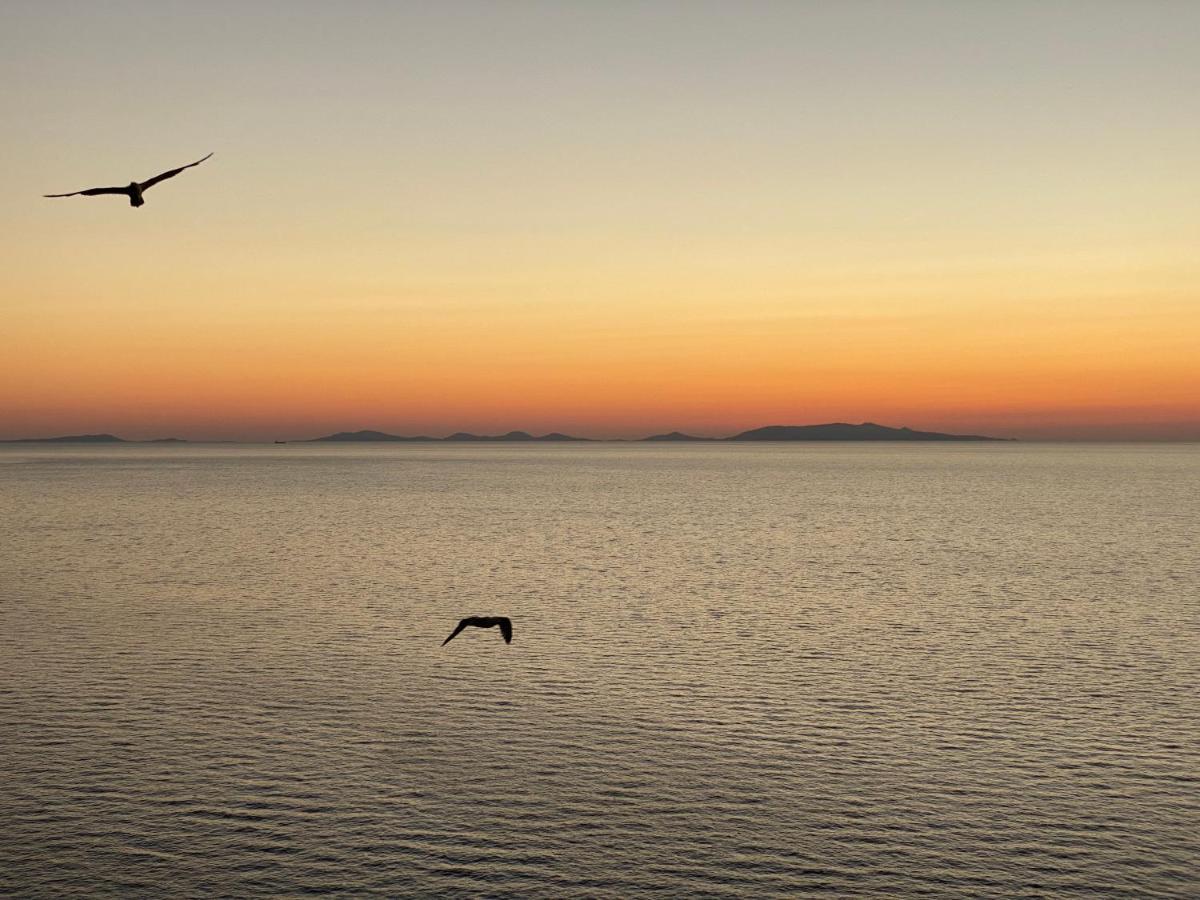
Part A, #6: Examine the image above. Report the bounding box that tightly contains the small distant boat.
[274,440,286,444]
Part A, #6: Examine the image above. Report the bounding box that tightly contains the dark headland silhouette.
[44,153,213,207]
[441,616,513,646]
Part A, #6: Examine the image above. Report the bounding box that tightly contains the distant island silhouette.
[19,433,127,443]
[3,423,1013,443]
[311,430,435,442]
[643,431,716,442]
[446,431,586,442]
[306,422,1010,442]
[728,423,1003,441]
[309,429,588,442]
[0,434,187,443]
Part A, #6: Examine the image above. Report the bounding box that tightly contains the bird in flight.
[441,616,513,646]
[44,153,214,207]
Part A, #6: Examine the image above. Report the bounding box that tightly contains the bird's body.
[441,616,513,646]
[44,153,212,207]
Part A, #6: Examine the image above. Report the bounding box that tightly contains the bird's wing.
[441,619,471,646]
[138,152,213,191]
[44,186,130,198]
[499,618,512,644]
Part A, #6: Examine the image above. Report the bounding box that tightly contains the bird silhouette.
[441,616,513,646]
[44,153,213,207]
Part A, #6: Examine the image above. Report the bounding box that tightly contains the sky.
[1,0,1197,441]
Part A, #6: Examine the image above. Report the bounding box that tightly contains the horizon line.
[2,421,1006,444]
[3,420,1199,443]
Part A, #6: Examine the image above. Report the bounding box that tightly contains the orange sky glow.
[2,3,1197,441]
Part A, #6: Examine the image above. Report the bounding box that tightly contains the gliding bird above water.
[44,153,213,207]
[441,616,513,646]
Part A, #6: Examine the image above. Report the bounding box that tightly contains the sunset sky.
[2,1,1197,440]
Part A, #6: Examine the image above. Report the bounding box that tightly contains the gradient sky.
[2,0,1197,440]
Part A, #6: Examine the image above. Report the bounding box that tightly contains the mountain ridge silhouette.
[306,422,1011,442]
[2,423,1013,443]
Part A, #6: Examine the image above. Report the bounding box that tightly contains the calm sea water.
[1,442,1197,898]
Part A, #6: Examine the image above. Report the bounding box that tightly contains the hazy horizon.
[5,418,1200,443]
[5,408,1200,442]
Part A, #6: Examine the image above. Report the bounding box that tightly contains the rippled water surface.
[2,442,1198,897]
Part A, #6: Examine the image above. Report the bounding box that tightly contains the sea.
[1,442,1197,897]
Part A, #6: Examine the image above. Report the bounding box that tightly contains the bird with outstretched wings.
[44,153,213,207]
[441,616,513,646]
